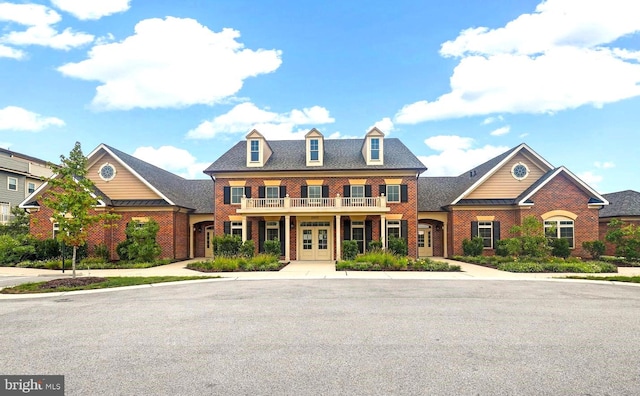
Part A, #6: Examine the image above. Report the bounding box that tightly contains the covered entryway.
[298,220,332,260]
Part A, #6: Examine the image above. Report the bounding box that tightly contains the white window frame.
[266,221,279,241]
[545,217,575,249]
[230,221,243,237]
[418,231,425,248]
[250,140,260,162]
[27,181,36,195]
[8,177,17,191]
[387,220,401,240]
[477,221,493,249]
[370,138,380,160]
[0,202,10,224]
[386,185,400,203]
[308,185,322,205]
[53,222,60,239]
[351,220,365,253]
[230,187,244,205]
[309,139,319,161]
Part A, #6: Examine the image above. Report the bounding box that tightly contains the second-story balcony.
[237,195,390,214]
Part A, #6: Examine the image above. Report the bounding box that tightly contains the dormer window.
[310,139,319,161]
[371,138,380,160]
[250,140,260,162]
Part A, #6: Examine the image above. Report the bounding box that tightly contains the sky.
[1,0,639,194]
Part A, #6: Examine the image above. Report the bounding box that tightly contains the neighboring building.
[204,128,427,261]
[21,144,213,260]
[418,143,609,257]
[599,190,640,255]
[0,148,52,225]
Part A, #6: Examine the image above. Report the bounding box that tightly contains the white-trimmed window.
[418,231,425,248]
[250,140,260,162]
[545,217,575,248]
[230,221,243,237]
[27,182,36,194]
[265,186,280,206]
[351,185,364,206]
[477,221,493,249]
[8,177,17,191]
[230,187,244,204]
[0,202,10,224]
[308,185,322,205]
[387,220,401,240]
[371,138,380,160]
[53,222,60,239]
[266,221,279,241]
[309,139,319,161]
[386,185,400,203]
[351,221,365,253]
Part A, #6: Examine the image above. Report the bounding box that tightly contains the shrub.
[410,258,461,271]
[582,240,606,260]
[388,237,408,256]
[497,262,544,272]
[239,240,255,258]
[93,243,110,261]
[0,235,36,265]
[213,234,242,257]
[550,238,571,258]
[495,239,510,257]
[34,239,61,260]
[509,216,550,258]
[81,257,107,266]
[462,237,484,256]
[368,240,383,251]
[263,239,281,257]
[342,240,359,261]
[117,220,161,262]
[605,219,640,260]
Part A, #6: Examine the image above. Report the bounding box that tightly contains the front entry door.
[418,225,433,257]
[299,226,331,260]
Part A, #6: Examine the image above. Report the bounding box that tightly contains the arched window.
[544,216,574,248]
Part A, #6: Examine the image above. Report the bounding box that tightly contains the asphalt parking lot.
[1,279,639,395]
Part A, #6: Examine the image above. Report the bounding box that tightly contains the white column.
[241,216,247,242]
[381,215,386,250]
[285,215,291,262]
[336,215,341,261]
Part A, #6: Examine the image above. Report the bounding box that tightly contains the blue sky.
[1,0,639,193]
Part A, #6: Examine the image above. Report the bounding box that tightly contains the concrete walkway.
[1,257,639,280]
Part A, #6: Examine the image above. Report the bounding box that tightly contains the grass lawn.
[565,276,640,284]
[0,276,219,294]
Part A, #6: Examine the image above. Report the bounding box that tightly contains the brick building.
[598,190,640,256]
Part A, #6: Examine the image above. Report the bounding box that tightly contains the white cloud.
[419,135,509,176]
[0,2,94,51]
[58,17,283,110]
[368,117,394,135]
[0,106,65,131]
[133,146,208,179]
[482,116,503,125]
[51,0,131,20]
[594,161,615,169]
[490,126,510,136]
[395,0,640,124]
[187,102,335,140]
[577,171,603,188]
[0,44,24,59]
[519,133,529,138]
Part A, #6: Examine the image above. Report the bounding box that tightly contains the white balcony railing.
[240,194,388,212]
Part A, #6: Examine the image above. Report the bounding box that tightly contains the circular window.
[99,163,116,181]
[511,163,529,180]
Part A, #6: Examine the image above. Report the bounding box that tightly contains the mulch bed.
[39,277,107,289]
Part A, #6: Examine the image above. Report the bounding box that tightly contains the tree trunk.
[72,245,77,278]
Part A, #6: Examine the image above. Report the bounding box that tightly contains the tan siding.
[88,153,160,200]
[467,153,548,199]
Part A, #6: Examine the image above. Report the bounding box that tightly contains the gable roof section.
[20,176,109,209]
[599,190,640,218]
[450,143,553,205]
[204,138,426,174]
[515,166,609,206]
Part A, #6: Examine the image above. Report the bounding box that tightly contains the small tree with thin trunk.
[43,142,120,277]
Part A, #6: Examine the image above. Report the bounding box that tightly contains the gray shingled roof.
[204,138,427,173]
[600,190,640,218]
[104,145,213,213]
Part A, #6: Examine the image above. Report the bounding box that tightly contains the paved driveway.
[1,279,639,395]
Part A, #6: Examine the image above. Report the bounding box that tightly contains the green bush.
[186,254,280,272]
[93,243,110,261]
[212,234,242,257]
[605,219,640,260]
[368,240,383,251]
[34,239,61,260]
[263,239,281,257]
[81,257,107,266]
[550,238,571,258]
[582,240,606,259]
[462,237,484,256]
[239,240,255,258]
[409,258,461,271]
[388,237,408,256]
[0,235,36,264]
[495,239,510,257]
[497,262,544,272]
[342,240,359,261]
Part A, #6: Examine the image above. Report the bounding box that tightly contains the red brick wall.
[449,173,600,258]
[214,175,420,258]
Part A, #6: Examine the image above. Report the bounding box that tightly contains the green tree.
[605,219,640,260]
[43,142,120,277]
[117,220,162,262]
[508,215,550,257]
[0,206,30,237]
